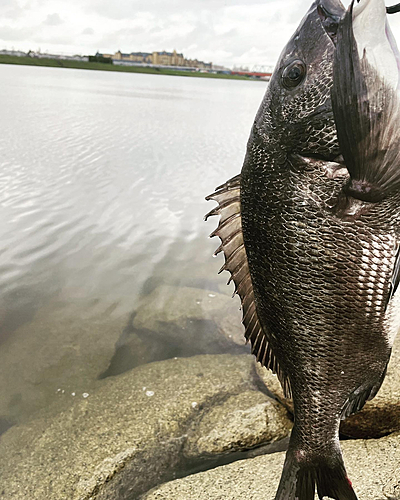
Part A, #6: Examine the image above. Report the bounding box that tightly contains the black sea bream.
[206,0,400,498]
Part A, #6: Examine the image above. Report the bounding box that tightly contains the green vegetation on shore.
[0,54,257,81]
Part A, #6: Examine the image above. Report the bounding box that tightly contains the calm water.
[0,64,266,426]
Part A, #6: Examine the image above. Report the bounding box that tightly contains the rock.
[0,354,291,500]
[183,390,292,459]
[102,285,249,378]
[99,314,171,378]
[133,285,247,352]
[255,334,400,439]
[143,432,400,500]
[254,362,292,411]
[0,301,129,425]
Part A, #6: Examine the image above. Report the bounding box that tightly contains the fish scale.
[206,0,400,498]
[241,144,399,496]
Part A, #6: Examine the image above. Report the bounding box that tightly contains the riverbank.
[0,54,258,81]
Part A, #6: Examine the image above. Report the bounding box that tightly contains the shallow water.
[0,64,266,426]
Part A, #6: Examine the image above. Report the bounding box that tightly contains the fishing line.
[387,3,400,14]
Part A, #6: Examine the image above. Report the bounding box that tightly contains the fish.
[205,0,400,499]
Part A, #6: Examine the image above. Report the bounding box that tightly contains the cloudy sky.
[1,0,400,68]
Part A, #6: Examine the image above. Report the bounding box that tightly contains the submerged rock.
[133,285,246,350]
[0,354,291,500]
[0,301,129,425]
[0,283,248,426]
[102,285,249,378]
[100,284,249,379]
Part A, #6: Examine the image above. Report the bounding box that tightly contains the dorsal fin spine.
[206,175,292,399]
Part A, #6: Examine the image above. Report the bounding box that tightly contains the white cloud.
[43,13,63,26]
[0,0,399,68]
[81,27,94,35]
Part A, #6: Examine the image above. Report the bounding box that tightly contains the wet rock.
[102,286,249,379]
[254,362,292,411]
[0,301,129,424]
[99,314,170,378]
[132,285,247,352]
[255,334,400,439]
[0,416,14,436]
[143,432,400,500]
[0,354,288,500]
[183,390,292,459]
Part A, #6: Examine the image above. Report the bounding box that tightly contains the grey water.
[0,64,266,428]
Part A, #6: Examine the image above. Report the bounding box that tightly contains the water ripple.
[0,64,266,370]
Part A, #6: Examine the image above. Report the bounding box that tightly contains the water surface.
[0,64,267,425]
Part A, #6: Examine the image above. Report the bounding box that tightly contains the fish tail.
[275,448,358,500]
[274,451,299,500]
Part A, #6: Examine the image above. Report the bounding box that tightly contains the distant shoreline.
[0,54,262,81]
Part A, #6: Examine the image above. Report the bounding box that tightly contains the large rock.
[143,432,400,500]
[0,354,291,500]
[183,390,292,459]
[101,285,248,379]
[255,334,400,439]
[102,285,248,378]
[133,285,245,349]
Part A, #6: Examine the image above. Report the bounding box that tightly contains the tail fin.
[275,449,358,500]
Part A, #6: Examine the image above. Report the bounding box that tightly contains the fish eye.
[282,60,307,89]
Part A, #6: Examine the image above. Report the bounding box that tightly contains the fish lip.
[317,0,346,43]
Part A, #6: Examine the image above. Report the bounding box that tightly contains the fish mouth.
[352,0,400,89]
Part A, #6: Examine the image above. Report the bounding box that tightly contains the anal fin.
[341,362,389,419]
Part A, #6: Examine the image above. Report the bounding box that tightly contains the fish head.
[253,0,345,161]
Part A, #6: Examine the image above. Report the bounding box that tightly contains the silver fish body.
[207,0,400,498]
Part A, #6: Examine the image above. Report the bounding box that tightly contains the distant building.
[185,58,212,70]
[0,49,27,57]
[151,50,185,66]
[113,51,152,63]
[28,50,88,62]
[101,49,212,70]
[212,64,230,72]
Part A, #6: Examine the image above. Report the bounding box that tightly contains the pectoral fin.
[331,1,400,203]
[388,244,400,305]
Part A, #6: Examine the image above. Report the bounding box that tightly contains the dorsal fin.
[205,175,292,398]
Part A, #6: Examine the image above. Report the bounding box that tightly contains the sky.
[1,0,400,69]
